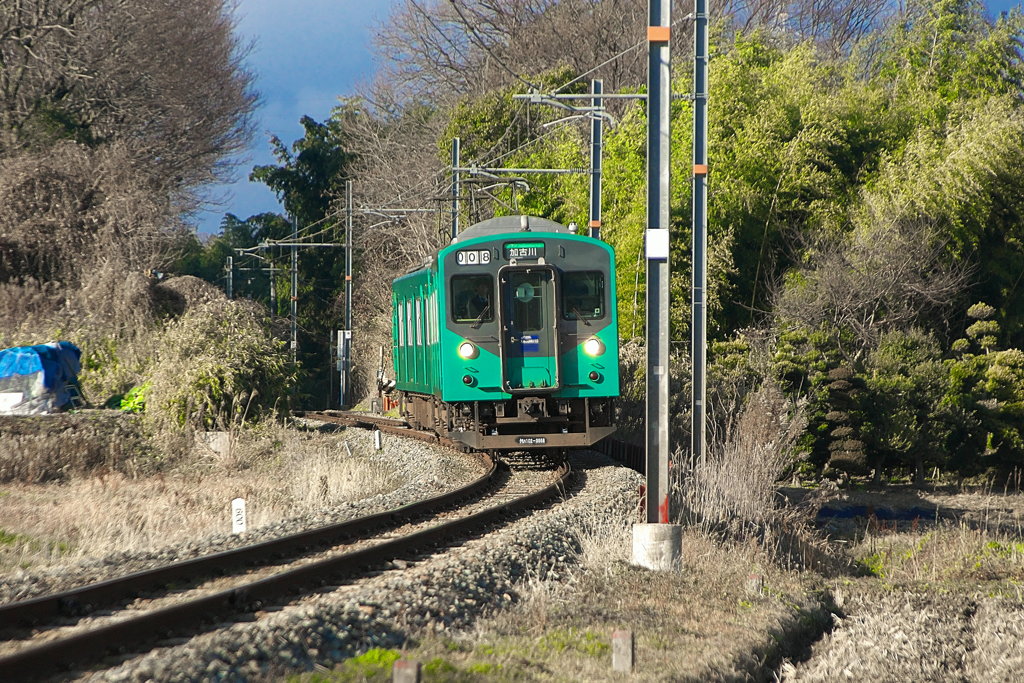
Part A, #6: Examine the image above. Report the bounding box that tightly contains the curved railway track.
[0,411,571,681]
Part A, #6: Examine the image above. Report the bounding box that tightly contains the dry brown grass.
[681,382,807,528]
[671,382,843,574]
[788,499,1024,680]
[849,522,1024,585]
[0,423,404,574]
[0,412,147,483]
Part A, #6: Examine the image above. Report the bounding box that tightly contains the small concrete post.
[612,629,634,672]
[631,523,682,571]
[374,429,382,451]
[231,498,246,535]
[392,658,421,683]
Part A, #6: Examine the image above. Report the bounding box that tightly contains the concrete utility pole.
[451,137,461,240]
[632,0,683,572]
[290,235,298,364]
[340,180,355,408]
[645,0,671,525]
[225,256,233,299]
[692,0,709,467]
[589,79,604,239]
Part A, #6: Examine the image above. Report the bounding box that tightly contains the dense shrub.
[145,299,296,434]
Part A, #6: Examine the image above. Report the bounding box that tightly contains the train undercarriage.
[400,391,615,451]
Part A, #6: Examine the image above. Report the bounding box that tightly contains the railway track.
[0,412,572,681]
[300,409,468,451]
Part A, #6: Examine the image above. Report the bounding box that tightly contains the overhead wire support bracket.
[454,166,588,175]
[516,92,646,102]
[514,92,692,103]
[252,242,344,248]
[543,111,616,128]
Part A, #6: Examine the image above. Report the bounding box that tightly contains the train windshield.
[451,274,494,323]
[508,270,551,332]
[561,271,605,320]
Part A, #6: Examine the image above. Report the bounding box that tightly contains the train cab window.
[452,274,494,324]
[562,271,605,320]
[509,270,551,332]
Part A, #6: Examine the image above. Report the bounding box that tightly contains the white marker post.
[231,498,247,535]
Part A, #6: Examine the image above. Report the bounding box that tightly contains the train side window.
[415,297,423,345]
[562,271,605,320]
[406,299,413,346]
[396,296,404,346]
[451,274,494,323]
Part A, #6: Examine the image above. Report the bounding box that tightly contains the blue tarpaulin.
[0,342,81,414]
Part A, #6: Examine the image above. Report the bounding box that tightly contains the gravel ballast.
[82,453,642,681]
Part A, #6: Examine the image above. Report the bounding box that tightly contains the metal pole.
[692,0,708,467]
[645,0,671,523]
[225,256,233,299]
[451,137,461,240]
[290,218,298,364]
[269,262,276,314]
[343,180,354,407]
[589,79,603,240]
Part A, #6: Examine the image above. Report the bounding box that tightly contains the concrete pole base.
[631,523,682,571]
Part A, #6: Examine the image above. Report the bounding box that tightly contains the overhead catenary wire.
[549,12,694,95]
[261,5,694,244]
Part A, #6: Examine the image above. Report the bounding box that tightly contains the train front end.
[434,215,618,451]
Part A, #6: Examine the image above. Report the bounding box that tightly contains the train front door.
[499,266,559,393]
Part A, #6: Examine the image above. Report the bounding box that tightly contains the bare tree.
[0,0,255,208]
[0,0,256,338]
[721,0,894,56]
[774,217,971,360]
[375,0,896,104]
[375,0,673,102]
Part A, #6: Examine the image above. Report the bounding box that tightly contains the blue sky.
[195,0,1023,236]
[195,0,395,235]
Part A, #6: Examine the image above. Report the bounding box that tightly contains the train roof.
[450,215,573,243]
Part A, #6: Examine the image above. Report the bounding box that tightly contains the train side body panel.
[392,265,439,396]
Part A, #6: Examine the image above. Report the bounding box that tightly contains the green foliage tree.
[939,302,1024,476]
[250,113,355,225]
[772,324,848,471]
[243,109,360,406]
[864,329,949,484]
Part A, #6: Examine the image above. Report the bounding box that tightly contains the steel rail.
[302,410,470,451]
[0,449,493,629]
[304,410,413,433]
[0,461,570,681]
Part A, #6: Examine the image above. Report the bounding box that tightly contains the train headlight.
[582,337,605,357]
[457,341,478,359]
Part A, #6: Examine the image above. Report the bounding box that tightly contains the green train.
[391,215,619,452]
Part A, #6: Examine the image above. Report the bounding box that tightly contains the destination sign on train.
[504,242,545,259]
